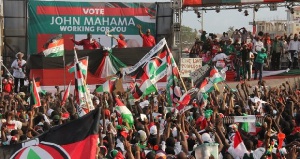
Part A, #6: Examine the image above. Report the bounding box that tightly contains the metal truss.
[182,2,300,11]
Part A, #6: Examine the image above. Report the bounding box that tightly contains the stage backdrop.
[28,1,157,54]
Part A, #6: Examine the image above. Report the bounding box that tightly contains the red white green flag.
[96,77,117,93]
[43,37,64,57]
[7,108,101,159]
[30,77,41,108]
[166,50,181,106]
[73,49,94,116]
[115,98,134,128]
[68,56,88,79]
[61,81,71,106]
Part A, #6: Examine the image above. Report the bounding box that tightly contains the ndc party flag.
[42,35,64,57]
[96,77,117,93]
[34,77,47,95]
[30,77,41,108]
[4,108,100,159]
[61,81,71,106]
[67,56,89,79]
[115,98,134,128]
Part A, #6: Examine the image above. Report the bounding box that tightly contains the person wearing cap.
[70,33,100,50]
[107,33,127,48]
[136,24,156,47]
[11,52,26,93]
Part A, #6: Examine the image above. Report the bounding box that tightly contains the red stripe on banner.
[62,134,98,159]
[36,6,151,16]
[30,69,105,86]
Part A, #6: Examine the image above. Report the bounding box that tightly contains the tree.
[181,25,198,49]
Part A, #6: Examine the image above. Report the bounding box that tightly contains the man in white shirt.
[11,52,26,93]
[288,34,300,69]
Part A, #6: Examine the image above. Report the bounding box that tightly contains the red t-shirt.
[117,39,127,48]
[72,39,100,50]
[142,34,156,47]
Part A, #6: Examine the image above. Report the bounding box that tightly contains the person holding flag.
[106,30,127,48]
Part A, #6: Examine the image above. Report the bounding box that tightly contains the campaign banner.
[190,64,209,82]
[180,58,202,78]
[28,2,157,54]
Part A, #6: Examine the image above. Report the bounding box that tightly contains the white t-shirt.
[11,59,26,78]
[212,53,228,62]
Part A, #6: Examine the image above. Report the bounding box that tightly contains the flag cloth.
[30,78,41,108]
[210,67,224,84]
[42,36,64,57]
[199,67,225,93]
[34,78,47,95]
[3,108,100,159]
[96,77,117,93]
[124,39,169,99]
[115,98,134,128]
[68,56,89,79]
[166,49,181,106]
[61,82,71,106]
[231,131,248,158]
[94,50,127,78]
[73,50,94,116]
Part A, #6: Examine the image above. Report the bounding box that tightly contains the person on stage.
[11,52,26,93]
[70,33,100,50]
[107,33,127,48]
[136,24,156,47]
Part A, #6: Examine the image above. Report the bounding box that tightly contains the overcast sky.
[49,0,287,34]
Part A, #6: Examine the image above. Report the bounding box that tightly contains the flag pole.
[63,48,66,90]
[74,48,92,112]
[165,42,187,92]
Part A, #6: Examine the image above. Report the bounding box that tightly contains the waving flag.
[166,50,181,106]
[68,56,88,79]
[61,81,71,106]
[30,77,41,108]
[74,49,94,116]
[4,108,100,159]
[115,98,134,128]
[34,77,47,95]
[42,35,64,57]
[96,77,117,93]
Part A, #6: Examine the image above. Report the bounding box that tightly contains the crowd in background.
[189,28,300,81]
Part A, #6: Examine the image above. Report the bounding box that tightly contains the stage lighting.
[244,10,249,16]
[254,4,260,12]
[238,5,242,12]
[197,11,201,18]
[216,6,220,13]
